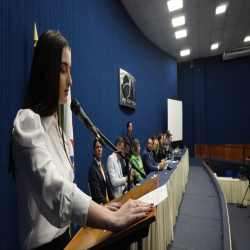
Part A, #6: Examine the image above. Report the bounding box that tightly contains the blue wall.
[0,0,177,248]
[178,55,250,156]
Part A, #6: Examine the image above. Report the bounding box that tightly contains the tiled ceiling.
[120,0,250,62]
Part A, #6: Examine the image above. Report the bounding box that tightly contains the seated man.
[121,137,135,188]
[107,137,133,197]
[142,137,165,175]
[120,137,131,173]
[125,121,134,145]
[166,133,179,155]
[88,139,115,204]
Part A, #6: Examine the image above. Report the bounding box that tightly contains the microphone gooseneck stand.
[237,182,250,209]
[70,98,146,190]
[96,128,146,192]
[124,157,131,192]
[96,128,146,250]
[71,98,148,250]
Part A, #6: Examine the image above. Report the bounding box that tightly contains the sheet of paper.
[137,185,168,206]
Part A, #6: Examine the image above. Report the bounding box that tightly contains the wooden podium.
[65,176,158,250]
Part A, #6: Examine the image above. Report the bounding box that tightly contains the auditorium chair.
[226,170,233,177]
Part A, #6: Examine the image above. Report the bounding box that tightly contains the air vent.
[223,46,250,60]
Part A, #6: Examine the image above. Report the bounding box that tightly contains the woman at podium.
[9,30,153,250]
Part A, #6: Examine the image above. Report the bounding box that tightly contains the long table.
[216,176,250,205]
[130,149,189,250]
[66,150,189,250]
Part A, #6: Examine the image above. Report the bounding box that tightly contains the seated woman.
[130,139,146,184]
[152,138,161,163]
[157,134,166,160]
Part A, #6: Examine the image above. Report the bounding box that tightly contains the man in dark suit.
[88,139,115,204]
[165,133,179,155]
[120,137,131,174]
[125,121,134,145]
[142,137,165,175]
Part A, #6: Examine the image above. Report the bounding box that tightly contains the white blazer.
[107,153,127,198]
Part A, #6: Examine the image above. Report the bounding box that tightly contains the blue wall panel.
[205,56,250,144]
[178,55,250,156]
[177,62,195,155]
[0,0,177,248]
[193,59,206,144]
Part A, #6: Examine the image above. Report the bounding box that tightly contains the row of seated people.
[125,121,178,163]
[88,132,178,205]
[124,122,177,170]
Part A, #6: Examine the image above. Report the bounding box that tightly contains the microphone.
[125,152,131,159]
[70,98,104,145]
[70,99,146,179]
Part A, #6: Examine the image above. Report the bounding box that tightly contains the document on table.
[137,185,168,206]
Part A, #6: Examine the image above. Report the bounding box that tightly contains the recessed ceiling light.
[180,49,190,56]
[216,5,226,14]
[175,29,187,39]
[167,0,183,12]
[244,36,250,42]
[172,16,185,27]
[211,43,219,50]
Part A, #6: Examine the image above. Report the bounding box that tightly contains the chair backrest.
[226,170,233,177]
[88,183,92,197]
[237,173,243,178]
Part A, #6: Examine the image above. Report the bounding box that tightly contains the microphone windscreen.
[71,98,80,116]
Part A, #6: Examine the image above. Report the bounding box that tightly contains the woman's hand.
[86,199,153,232]
[110,199,154,232]
[104,202,121,211]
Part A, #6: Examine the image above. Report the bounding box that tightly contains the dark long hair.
[157,134,164,156]
[8,30,73,178]
[23,30,68,116]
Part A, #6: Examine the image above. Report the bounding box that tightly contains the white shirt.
[12,109,91,250]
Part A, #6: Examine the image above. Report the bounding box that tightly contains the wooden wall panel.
[195,144,250,162]
[245,149,250,159]
[204,160,210,167]
[195,145,209,157]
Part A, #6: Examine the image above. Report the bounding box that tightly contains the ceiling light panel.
[180,49,190,56]
[216,5,226,14]
[244,36,250,42]
[172,16,185,27]
[167,0,183,12]
[211,43,219,49]
[175,29,187,39]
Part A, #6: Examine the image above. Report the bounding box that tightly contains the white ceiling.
[120,0,250,62]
